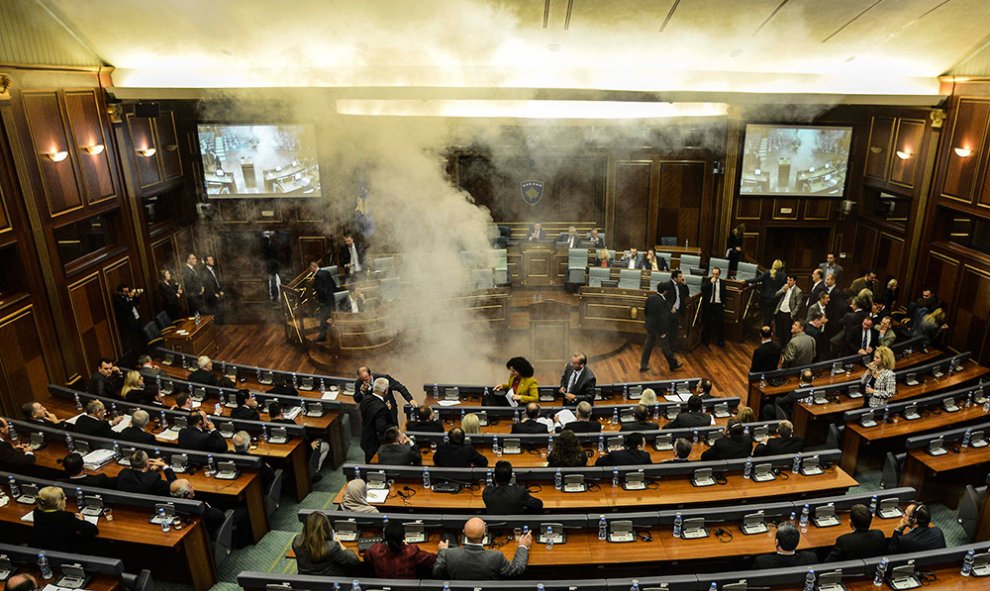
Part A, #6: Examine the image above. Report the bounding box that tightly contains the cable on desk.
[713,528,733,543]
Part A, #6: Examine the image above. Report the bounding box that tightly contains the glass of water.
[103,507,113,521]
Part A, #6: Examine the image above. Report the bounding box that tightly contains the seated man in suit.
[21,401,63,427]
[178,411,229,454]
[753,420,804,457]
[595,432,652,466]
[695,378,715,398]
[587,228,605,249]
[750,326,782,374]
[118,410,156,445]
[620,404,659,432]
[752,524,816,569]
[701,420,752,461]
[169,478,228,540]
[433,428,488,468]
[889,504,946,553]
[5,575,38,591]
[557,401,602,433]
[170,390,194,411]
[665,437,692,462]
[663,395,715,430]
[620,248,642,270]
[854,317,880,357]
[511,403,552,434]
[559,353,597,406]
[764,369,815,421]
[375,427,422,466]
[90,357,123,399]
[558,226,581,249]
[0,417,36,473]
[527,223,545,241]
[74,400,123,438]
[483,461,543,514]
[60,452,115,489]
[232,431,275,486]
[117,450,176,496]
[434,516,531,579]
[230,389,261,421]
[781,319,816,368]
[405,405,445,434]
[338,282,367,313]
[826,503,887,561]
[187,356,235,389]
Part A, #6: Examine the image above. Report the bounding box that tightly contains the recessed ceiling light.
[845,56,856,62]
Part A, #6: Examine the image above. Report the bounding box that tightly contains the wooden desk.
[841,404,990,473]
[901,445,990,500]
[22,569,121,591]
[791,363,990,440]
[747,348,941,413]
[433,414,729,435]
[164,316,217,357]
[0,502,214,591]
[845,566,970,591]
[578,286,702,350]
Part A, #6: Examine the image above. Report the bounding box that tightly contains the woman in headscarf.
[339,478,379,514]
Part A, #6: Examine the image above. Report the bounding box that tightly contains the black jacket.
[63,473,116,489]
[123,387,158,406]
[826,529,887,561]
[376,443,422,466]
[752,551,816,570]
[313,269,338,305]
[700,435,753,461]
[118,426,157,445]
[433,442,488,468]
[620,420,658,432]
[750,342,782,374]
[889,526,946,553]
[559,365,597,406]
[753,435,804,457]
[701,278,727,308]
[74,415,116,438]
[178,427,229,454]
[748,271,787,300]
[353,374,413,423]
[663,411,712,430]
[231,406,261,421]
[89,371,122,398]
[511,420,548,435]
[187,369,234,389]
[559,420,602,433]
[117,467,176,497]
[359,394,395,458]
[595,448,652,466]
[30,509,98,551]
[0,440,36,472]
[405,420,445,434]
[644,292,672,333]
[482,484,543,514]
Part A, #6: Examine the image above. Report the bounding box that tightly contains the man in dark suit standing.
[825,504,887,561]
[338,233,366,279]
[701,267,727,347]
[202,255,225,322]
[559,353,596,406]
[181,253,206,316]
[511,403,551,434]
[639,286,681,373]
[595,433,652,466]
[750,326,782,374]
[309,261,338,342]
[482,461,543,514]
[818,253,844,286]
[808,268,826,307]
[374,427,422,466]
[832,296,868,356]
[667,270,691,351]
[178,411,228,454]
[852,317,880,357]
[806,291,830,322]
[359,377,396,463]
[112,283,146,352]
[354,366,416,425]
[620,405,658,431]
[805,312,829,362]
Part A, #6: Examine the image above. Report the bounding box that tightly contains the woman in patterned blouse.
[864,345,897,407]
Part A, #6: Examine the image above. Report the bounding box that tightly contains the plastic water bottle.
[74,392,83,411]
[220,361,227,375]
[206,454,216,476]
[460,408,466,421]
[333,583,341,591]
[432,384,439,400]
[554,469,562,490]
[538,584,546,591]
[382,515,389,528]
[319,378,326,391]
[869,495,878,516]
[422,467,431,489]
[112,441,121,460]
[351,580,361,591]
[486,469,494,487]
[883,406,890,422]
[631,580,641,591]
[612,468,620,488]
[65,433,75,453]
[800,504,810,527]
[75,487,84,510]
[513,409,520,424]
[38,552,53,580]
[963,429,973,448]
[693,429,700,444]
[160,410,168,430]
[874,557,888,586]
[8,425,17,443]
[673,513,683,538]
[624,385,629,400]
[8,476,19,497]
[793,452,802,474]
[789,511,797,524]
[493,435,501,457]
[598,435,605,454]
[545,526,554,551]
[159,508,171,532]
[804,569,815,591]
[483,387,490,400]
[194,311,201,326]
[760,374,767,388]
[984,399,989,413]
[709,583,717,591]
[963,548,976,576]
[547,435,555,455]
[214,403,222,416]
[598,515,608,540]
[652,404,660,420]
[744,458,753,479]
[611,408,619,425]
[110,402,118,419]
[743,425,750,437]
[440,583,449,591]
[256,368,262,381]
[153,447,161,458]
[261,424,268,443]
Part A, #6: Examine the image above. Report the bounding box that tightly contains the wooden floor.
[212,321,758,401]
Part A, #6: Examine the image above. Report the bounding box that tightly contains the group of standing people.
[159,253,225,323]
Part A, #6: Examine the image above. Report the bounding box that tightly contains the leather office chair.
[472,269,495,290]
[958,484,986,542]
[588,267,611,287]
[154,310,174,331]
[379,277,400,302]
[684,274,703,296]
[680,254,702,273]
[880,452,906,489]
[213,509,236,567]
[265,469,285,518]
[493,249,509,285]
[372,257,394,278]
[709,257,731,275]
[660,236,677,246]
[567,248,587,284]
[122,570,154,591]
[618,269,641,290]
[649,271,672,293]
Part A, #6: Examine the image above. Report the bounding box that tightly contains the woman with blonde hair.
[292,512,360,576]
[594,248,611,268]
[640,388,658,405]
[736,405,757,424]
[918,308,947,348]
[461,413,481,435]
[31,486,98,551]
[747,259,787,325]
[120,370,153,404]
[863,345,897,408]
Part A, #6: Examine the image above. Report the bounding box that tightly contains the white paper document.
[111,415,132,432]
[366,489,389,504]
[506,388,518,408]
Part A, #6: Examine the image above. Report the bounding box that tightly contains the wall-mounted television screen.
[197,124,321,198]
[740,124,853,197]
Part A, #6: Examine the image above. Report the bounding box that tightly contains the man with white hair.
[359,376,397,462]
[118,409,156,444]
[187,355,234,388]
[353,366,416,424]
[170,478,227,539]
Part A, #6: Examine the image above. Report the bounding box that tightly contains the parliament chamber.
[6,2,990,591]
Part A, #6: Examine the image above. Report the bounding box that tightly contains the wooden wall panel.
[923,250,960,308]
[952,266,990,359]
[865,116,895,181]
[63,90,115,205]
[853,224,879,271]
[735,198,762,220]
[126,114,162,188]
[657,162,704,247]
[67,272,116,378]
[771,198,799,221]
[613,161,652,248]
[942,99,990,203]
[803,199,831,221]
[875,232,904,281]
[299,236,328,267]
[0,306,50,415]
[155,112,182,180]
[150,235,179,276]
[0,180,9,235]
[21,91,82,216]
[102,257,135,354]
[889,119,925,188]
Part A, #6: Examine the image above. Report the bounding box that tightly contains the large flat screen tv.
[197,124,321,198]
[740,124,853,197]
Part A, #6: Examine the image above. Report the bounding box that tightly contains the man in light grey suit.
[781,319,816,368]
[774,274,804,347]
[806,291,830,322]
[434,517,532,579]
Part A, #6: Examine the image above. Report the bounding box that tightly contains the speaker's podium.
[164,315,218,357]
[529,300,572,366]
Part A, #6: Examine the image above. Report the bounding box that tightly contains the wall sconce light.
[82,144,105,155]
[895,149,912,160]
[954,146,973,158]
[165,144,178,152]
[45,150,69,162]
[869,146,883,154]
[136,147,157,157]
